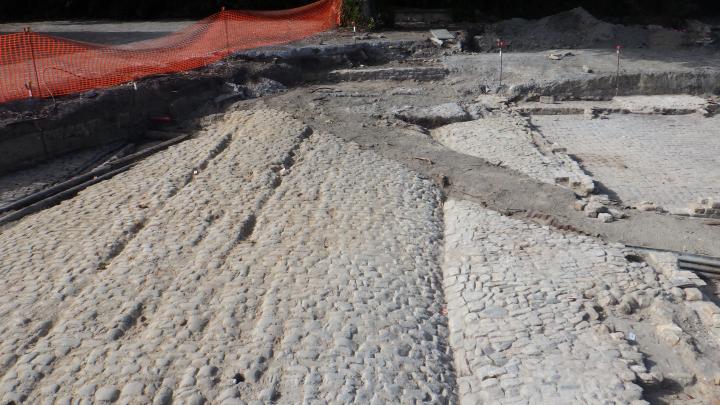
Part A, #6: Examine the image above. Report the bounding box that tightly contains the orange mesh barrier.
[0,0,341,103]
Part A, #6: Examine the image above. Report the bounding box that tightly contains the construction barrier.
[0,0,341,104]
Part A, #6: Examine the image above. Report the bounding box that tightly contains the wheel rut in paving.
[0,108,458,404]
[0,121,239,389]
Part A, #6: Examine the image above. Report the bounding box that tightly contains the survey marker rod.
[25,27,42,98]
[615,44,623,97]
[497,39,507,88]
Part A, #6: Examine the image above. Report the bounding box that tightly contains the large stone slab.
[430,29,455,41]
[328,66,449,82]
[393,102,470,128]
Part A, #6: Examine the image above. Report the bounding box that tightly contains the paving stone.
[95,386,120,402]
[0,108,455,404]
[684,288,703,301]
[433,115,591,194]
[442,199,664,404]
[531,114,720,211]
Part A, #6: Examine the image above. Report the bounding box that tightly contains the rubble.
[547,51,574,60]
[687,198,720,218]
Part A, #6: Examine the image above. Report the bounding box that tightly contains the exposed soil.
[2,15,720,256]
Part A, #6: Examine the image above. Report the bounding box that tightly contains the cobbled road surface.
[2,107,720,405]
[0,109,455,404]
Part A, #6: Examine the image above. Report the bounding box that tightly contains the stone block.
[637,201,660,212]
[664,372,696,387]
[670,287,685,299]
[684,288,703,301]
[690,301,720,326]
[589,194,610,205]
[598,213,614,223]
[584,201,609,218]
[609,208,626,219]
[687,203,707,215]
[430,29,455,41]
[656,323,683,346]
[95,386,120,402]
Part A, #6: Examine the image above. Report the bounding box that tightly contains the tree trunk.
[359,0,376,18]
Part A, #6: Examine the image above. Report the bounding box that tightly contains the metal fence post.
[24,27,42,98]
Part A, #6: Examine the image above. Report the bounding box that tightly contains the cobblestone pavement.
[3,101,720,405]
[531,114,720,212]
[432,116,593,195]
[433,117,561,186]
[442,199,715,404]
[0,108,455,404]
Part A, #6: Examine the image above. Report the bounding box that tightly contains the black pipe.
[627,244,720,264]
[678,255,720,268]
[0,133,189,216]
[678,261,720,276]
[0,164,133,226]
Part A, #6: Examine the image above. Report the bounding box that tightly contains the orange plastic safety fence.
[0,0,341,103]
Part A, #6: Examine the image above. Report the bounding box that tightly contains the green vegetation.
[340,0,378,29]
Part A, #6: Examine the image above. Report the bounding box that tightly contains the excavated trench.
[3,40,720,240]
[3,39,720,175]
[512,70,720,101]
[0,40,418,175]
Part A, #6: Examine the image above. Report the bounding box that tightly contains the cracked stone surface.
[432,116,588,191]
[0,108,455,404]
[394,102,470,128]
[531,114,720,212]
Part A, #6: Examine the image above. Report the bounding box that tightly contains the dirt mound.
[476,7,694,51]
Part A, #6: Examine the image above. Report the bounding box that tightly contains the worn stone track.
[0,109,456,404]
[2,57,720,404]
